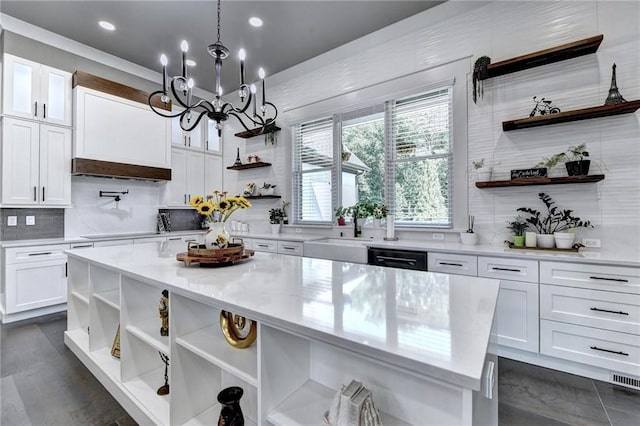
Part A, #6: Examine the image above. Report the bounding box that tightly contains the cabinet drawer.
[541,319,640,376]
[540,261,640,294]
[478,257,538,283]
[252,239,277,253]
[5,244,70,264]
[277,241,303,256]
[428,252,477,276]
[540,284,640,335]
[5,259,67,313]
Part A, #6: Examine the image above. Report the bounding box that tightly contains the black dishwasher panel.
[368,248,427,271]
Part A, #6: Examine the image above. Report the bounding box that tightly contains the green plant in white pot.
[506,216,528,247]
[517,193,592,249]
[472,158,492,182]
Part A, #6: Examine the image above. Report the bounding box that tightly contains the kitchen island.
[64,243,500,425]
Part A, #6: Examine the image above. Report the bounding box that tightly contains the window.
[292,85,453,227]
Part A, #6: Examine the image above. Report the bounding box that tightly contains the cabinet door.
[167,148,188,206]
[39,124,71,205]
[1,118,40,205]
[186,120,202,149]
[171,113,187,146]
[3,54,40,121]
[40,65,72,126]
[186,150,205,201]
[205,119,222,153]
[496,279,539,352]
[205,154,223,192]
[5,259,67,313]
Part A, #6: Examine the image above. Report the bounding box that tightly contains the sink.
[303,238,369,264]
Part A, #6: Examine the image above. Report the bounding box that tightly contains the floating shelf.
[480,34,603,80]
[245,195,281,200]
[226,161,272,170]
[502,100,640,131]
[234,124,281,139]
[476,174,605,188]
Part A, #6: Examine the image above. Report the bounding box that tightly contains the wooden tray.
[177,250,255,266]
[187,242,244,257]
[505,242,581,252]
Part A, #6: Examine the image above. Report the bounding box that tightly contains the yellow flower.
[189,195,203,207]
[216,199,231,212]
[237,196,251,208]
[196,201,215,216]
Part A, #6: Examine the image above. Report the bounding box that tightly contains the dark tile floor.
[2,313,639,425]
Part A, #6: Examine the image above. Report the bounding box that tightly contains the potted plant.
[564,143,590,176]
[335,206,349,226]
[268,207,285,234]
[473,159,492,182]
[517,193,592,248]
[460,215,478,245]
[507,216,528,247]
[371,203,388,227]
[259,182,277,196]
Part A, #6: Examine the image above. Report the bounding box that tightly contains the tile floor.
[1,313,639,425]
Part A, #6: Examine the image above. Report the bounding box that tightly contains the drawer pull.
[282,247,295,250]
[492,267,521,273]
[168,237,182,241]
[257,244,269,248]
[590,307,629,316]
[28,252,52,256]
[590,346,629,356]
[377,256,416,266]
[440,262,463,267]
[589,276,629,283]
[71,244,93,248]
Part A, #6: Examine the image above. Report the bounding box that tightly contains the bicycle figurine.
[529,96,561,117]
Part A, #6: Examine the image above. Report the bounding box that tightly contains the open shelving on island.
[226,161,271,170]
[479,34,603,80]
[502,100,640,131]
[475,174,605,188]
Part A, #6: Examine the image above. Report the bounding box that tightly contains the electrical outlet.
[582,238,601,248]
[7,216,17,226]
[432,233,444,240]
[26,216,36,226]
[295,227,302,233]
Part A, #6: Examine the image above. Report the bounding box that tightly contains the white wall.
[224,0,639,250]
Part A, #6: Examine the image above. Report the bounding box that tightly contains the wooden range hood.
[72,71,172,181]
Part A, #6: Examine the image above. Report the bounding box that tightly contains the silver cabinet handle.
[188,136,191,147]
[590,307,629,316]
[440,262,463,267]
[257,244,269,248]
[376,256,416,266]
[492,267,521,272]
[589,276,629,283]
[42,186,45,202]
[34,101,38,117]
[43,103,46,119]
[281,246,296,250]
[168,237,182,241]
[34,186,37,201]
[71,244,93,249]
[184,194,187,204]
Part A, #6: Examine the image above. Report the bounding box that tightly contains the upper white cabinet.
[1,117,71,206]
[166,148,205,207]
[171,109,203,149]
[204,153,223,192]
[206,118,222,153]
[2,54,72,127]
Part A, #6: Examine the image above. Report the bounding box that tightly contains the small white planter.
[554,232,575,249]
[460,232,478,245]
[537,234,555,248]
[271,223,281,234]
[477,167,493,182]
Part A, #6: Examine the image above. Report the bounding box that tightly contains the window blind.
[386,86,453,227]
[292,117,334,223]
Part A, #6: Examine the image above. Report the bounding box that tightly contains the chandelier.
[148,0,278,137]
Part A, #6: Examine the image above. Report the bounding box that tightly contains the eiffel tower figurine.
[604,63,627,105]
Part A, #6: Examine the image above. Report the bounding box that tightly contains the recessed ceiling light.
[248,17,263,27]
[186,59,197,67]
[99,21,116,31]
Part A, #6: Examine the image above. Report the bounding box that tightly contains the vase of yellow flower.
[189,191,251,249]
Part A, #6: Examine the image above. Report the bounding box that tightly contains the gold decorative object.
[159,290,169,336]
[220,310,257,348]
[110,325,121,358]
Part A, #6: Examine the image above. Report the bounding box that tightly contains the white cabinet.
[171,109,203,149]
[166,148,205,207]
[206,118,222,153]
[252,239,278,253]
[3,243,69,315]
[428,252,477,276]
[1,117,71,206]
[205,153,223,192]
[478,257,539,353]
[277,241,304,256]
[2,54,72,126]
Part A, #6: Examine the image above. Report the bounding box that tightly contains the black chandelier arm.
[227,111,266,134]
[147,90,184,118]
[220,88,252,116]
[178,109,208,132]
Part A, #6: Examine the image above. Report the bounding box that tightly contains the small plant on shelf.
[472,159,485,169]
[371,204,388,220]
[535,143,591,176]
[517,193,592,234]
[472,159,492,181]
[335,206,349,226]
[507,216,529,247]
[268,207,285,224]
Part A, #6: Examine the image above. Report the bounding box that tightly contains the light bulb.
[187,78,194,89]
[181,40,189,52]
[160,54,168,66]
[258,67,265,79]
[250,84,257,94]
[239,49,246,61]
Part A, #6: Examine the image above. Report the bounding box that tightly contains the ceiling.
[1,1,444,94]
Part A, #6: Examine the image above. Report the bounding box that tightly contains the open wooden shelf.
[234,123,281,139]
[226,161,272,170]
[476,174,605,188]
[502,100,640,131]
[480,34,603,80]
[245,195,281,199]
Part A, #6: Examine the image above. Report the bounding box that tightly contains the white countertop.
[66,243,500,391]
